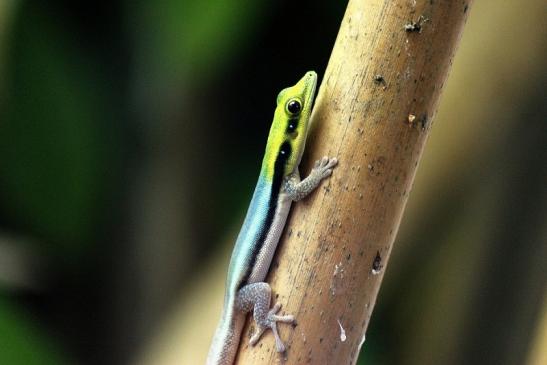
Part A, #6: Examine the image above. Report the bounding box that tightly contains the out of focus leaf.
[0,4,116,255]
[132,0,267,84]
[0,296,69,365]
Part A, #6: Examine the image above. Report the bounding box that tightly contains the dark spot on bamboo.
[405,15,428,33]
[373,74,387,87]
[372,251,383,274]
[420,113,429,131]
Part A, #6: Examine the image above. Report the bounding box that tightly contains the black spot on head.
[278,141,291,160]
[287,118,299,133]
[273,141,292,189]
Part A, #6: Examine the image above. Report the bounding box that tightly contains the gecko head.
[262,71,318,180]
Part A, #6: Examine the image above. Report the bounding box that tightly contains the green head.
[262,71,318,181]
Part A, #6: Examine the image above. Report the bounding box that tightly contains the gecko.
[206,71,338,365]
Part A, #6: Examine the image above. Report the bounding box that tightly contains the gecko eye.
[286,99,302,115]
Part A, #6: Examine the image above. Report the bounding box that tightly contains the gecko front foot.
[249,302,294,353]
[313,156,338,179]
[284,156,338,201]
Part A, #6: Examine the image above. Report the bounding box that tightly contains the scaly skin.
[206,71,337,365]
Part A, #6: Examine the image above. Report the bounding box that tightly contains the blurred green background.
[0,1,545,364]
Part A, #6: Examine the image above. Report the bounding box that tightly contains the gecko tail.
[206,303,246,365]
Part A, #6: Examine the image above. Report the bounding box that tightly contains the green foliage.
[0,4,118,256]
[0,296,69,365]
[132,0,267,84]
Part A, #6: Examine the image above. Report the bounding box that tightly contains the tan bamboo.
[235,0,473,363]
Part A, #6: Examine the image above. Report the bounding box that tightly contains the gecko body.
[207,71,337,365]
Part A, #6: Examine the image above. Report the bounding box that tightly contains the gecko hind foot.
[249,303,294,352]
[268,302,294,323]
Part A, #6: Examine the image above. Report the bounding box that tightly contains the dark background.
[0,1,545,364]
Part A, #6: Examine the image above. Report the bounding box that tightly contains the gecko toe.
[249,326,266,346]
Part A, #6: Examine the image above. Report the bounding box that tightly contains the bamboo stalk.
[235,0,473,364]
